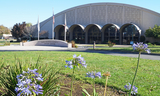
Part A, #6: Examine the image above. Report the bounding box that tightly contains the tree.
[0,25,11,36]
[23,23,33,41]
[26,23,32,27]
[153,25,160,38]
[11,22,26,41]
[145,25,160,38]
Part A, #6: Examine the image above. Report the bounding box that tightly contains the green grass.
[0,40,20,46]
[0,51,160,95]
[90,45,160,54]
[77,44,108,46]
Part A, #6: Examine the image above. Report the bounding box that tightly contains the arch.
[101,24,120,44]
[85,24,102,44]
[120,23,141,44]
[54,25,69,41]
[84,24,102,32]
[69,24,85,43]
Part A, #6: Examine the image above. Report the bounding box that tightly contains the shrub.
[75,44,78,48]
[4,41,10,45]
[71,40,78,48]
[145,25,160,38]
[147,43,152,45]
[108,41,115,47]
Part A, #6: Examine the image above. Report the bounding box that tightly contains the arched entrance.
[72,26,85,44]
[87,25,101,44]
[54,25,69,41]
[66,30,69,42]
[120,24,141,44]
[102,24,120,44]
[58,26,64,40]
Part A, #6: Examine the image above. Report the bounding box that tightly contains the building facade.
[34,3,160,44]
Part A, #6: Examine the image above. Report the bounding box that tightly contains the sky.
[0,0,160,29]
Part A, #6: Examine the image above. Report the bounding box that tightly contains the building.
[33,3,160,44]
[2,34,12,39]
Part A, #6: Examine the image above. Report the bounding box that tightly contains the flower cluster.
[132,42,150,53]
[65,54,87,69]
[15,68,43,96]
[86,71,102,79]
[124,83,138,95]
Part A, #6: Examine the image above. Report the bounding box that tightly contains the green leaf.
[82,88,91,96]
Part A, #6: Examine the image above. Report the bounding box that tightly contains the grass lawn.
[0,51,159,95]
[0,40,20,46]
[90,45,160,54]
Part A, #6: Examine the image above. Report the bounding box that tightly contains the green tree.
[0,25,11,36]
[145,25,160,38]
[11,22,26,41]
[153,25,160,38]
[26,23,32,27]
[23,23,33,41]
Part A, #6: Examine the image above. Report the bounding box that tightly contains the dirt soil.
[58,75,127,96]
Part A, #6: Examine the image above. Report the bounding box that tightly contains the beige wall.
[146,37,160,43]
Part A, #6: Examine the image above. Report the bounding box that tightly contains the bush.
[71,40,76,48]
[147,43,152,45]
[75,44,78,48]
[4,41,10,45]
[145,25,160,38]
[108,41,115,47]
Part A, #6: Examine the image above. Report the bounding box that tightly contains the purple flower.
[23,86,32,95]
[132,86,138,95]
[15,68,43,95]
[124,83,131,90]
[86,71,102,79]
[28,68,38,74]
[36,77,43,81]
[32,84,43,95]
[73,54,77,58]
[65,54,87,69]
[132,42,151,53]
[95,72,102,78]
[124,83,138,95]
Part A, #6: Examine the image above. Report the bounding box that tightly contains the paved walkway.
[0,46,160,60]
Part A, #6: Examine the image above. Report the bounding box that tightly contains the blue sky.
[0,0,160,28]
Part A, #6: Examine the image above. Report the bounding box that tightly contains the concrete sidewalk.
[0,46,72,51]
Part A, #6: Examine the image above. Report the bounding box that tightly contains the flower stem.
[129,52,141,96]
[93,78,95,96]
[104,76,108,96]
[71,67,75,96]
